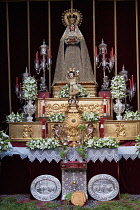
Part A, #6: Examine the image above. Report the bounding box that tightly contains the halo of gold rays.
[62,9,83,26]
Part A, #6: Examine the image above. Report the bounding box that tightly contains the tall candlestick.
[103,52,106,61]
[112,47,113,56]
[110,48,113,60]
[48,49,50,59]
[132,75,134,86]
[36,51,38,61]
[100,117,104,138]
[129,79,132,91]
[103,94,107,116]
[20,83,22,92]
[42,119,46,139]
[42,94,45,117]
[16,77,18,86]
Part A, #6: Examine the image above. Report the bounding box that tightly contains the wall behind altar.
[0,0,140,131]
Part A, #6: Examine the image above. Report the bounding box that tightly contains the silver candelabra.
[96,39,115,90]
[119,65,136,111]
[34,39,51,92]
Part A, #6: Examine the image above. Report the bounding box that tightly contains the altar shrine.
[0,3,140,205]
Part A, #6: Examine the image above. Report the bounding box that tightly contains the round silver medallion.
[30,175,61,201]
[88,174,119,201]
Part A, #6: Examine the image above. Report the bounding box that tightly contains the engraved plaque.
[30,175,61,201]
[88,174,119,201]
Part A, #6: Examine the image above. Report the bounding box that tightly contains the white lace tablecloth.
[0,146,140,163]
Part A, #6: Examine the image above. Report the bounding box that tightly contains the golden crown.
[62,9,83,26]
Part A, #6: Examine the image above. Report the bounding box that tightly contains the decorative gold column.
[135,0,140,112]
[6,2,12,113]
[114,0,117,75]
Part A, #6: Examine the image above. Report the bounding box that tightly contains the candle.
[103,94,106,99]
[20,83,22,92]
[103,94,107,116]
[42,94,45,117]
[100,117,104,138]
[129,79,132,91]
[48,49,50,59]
[43,94,45,100]
[132,75,134,86]
[16,77,18,86]
[42,119,46,139]
[103,52,106,61]
[36,51,38,61]
[112,47,113,56]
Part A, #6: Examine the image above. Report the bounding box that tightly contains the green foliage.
[94,200,135,210]
[120,193,130,200]
[64,192,73,202]
[78,124,86,131]
[76,145,87,159]
[59,145,67,159]
[40,201,61,209]
[1,195,140,210]
[0,197,38,210]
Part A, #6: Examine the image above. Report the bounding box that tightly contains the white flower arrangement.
[22,76,38,100]
[123,111,140,120]
[110,75,127,99]
[48,113,65,122]
[6,112,24,122]
[58,84,89,98]
[85,137,119,148]
[135,133,140,154]
[82,112,100,122]
[26,137,61,150]
[0,130,12,152]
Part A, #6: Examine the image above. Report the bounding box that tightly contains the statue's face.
[69,72,74,78]
[70,24,75,31]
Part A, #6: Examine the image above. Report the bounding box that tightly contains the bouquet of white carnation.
[110,75,126,99]
[82,112,100,122]
[22,76,38,100]
[85,137,119,148]
[26,137,61,150]
[48,113,65,122]
[6,112,24,122]
[123,111,140,120]
[0,130,12,152]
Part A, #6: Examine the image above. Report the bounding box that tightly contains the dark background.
[0,0,140,131]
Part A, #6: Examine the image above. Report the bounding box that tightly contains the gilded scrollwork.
[116,123,126,137]
[23,125,33,138]
[46,103,68,116]
[38,99,104,117]
[79,104,103,116]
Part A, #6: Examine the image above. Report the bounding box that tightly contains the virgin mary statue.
[52,9,95,85]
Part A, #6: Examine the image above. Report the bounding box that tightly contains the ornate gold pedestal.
[9,122,42,142]
[35,97,112,118]
[52,82,98,98]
